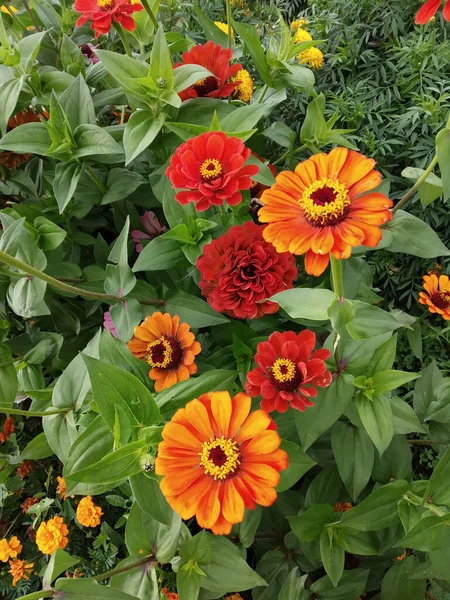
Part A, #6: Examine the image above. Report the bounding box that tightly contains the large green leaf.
[356,393,394,456]
[111,557,159,600]
[276,440,316,492]
[123,110,164,165]
[310,569,369,600]
[424,446,450,509]
[436,128,450,201]
[0,122,51,155]
[129,472,173,525]
[380,555,427,600]
[133,236,186,272]
[384,210,450,257]
[0,344,18,407]
[270,288,335,321]
[60,73,96,130]
[55,577,141,600]
[163,289,229,327]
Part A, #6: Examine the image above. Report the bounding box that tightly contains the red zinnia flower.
[245,330,332,413]
[415,0,450,23]
[174,41,242,102]
[74,0,143,38]
[197,222,298,320]
[166,131,259,211]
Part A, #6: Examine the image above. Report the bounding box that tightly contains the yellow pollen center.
[200,158,222,181]
[97,0,113,6]
[199,436,241,480]
[147,336,173,368]
[272,358,296,383]
[300,177,350,226]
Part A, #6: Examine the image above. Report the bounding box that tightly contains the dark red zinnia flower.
[245,330,332,413]
[196,222,298,320]
[166,131,259,211]
[174,41,242,101]
[415,0,450,23]
[74,0,143,38]
[0,110,43,170]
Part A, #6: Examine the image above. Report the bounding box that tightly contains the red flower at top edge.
[74,0,143,38]
[174,41,242,101]
[415,0,450,23]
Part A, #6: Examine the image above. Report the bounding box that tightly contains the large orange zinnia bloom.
[155,391,288,535]
[259,148,393,276]
[127,312,201,392]
[419,273,450,320]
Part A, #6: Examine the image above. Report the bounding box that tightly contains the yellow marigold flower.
[76,496,103,528]
[396,549,407,561]
[36,516,69,555]
[0,537,22,562]
[291,18,307,32]
[231,69,254,103]
[1,5,18,13]
[9,559,33,587]
[295,28,312,43]
[214,21,234,38]
[298,47,324,70]
[334,502,353,512]
[56,476,67,501]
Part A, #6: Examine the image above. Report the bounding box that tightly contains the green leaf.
[150,25,174,89]
[163,290,229,327]
[232,20,272,85]
[380,555,427,600]
[320,530,345,587]
[270,288,335,321]
[21,431,53,460]
[83,355,160,432]
[372,435,412,483]
[296,374,355,450]
[99,330,150,386]
[35,216,67,251]
[391,396,425,435]
[367,334,397,376]
[263,121,296,149]
[9,277,47,317]
[384,210,450,257]
[276,440,316,492]
[310,569,369,600]
[43,411,78,464]
[43,548,80,588]
[436,128,450,201]
[0,344,18,407]
[177,567,202,600]
[130,472,173,525]
[289,504,335,542]
[73,124,123,159]
[356,393,394,456]
[173,64,215,93]
[60,74,96,131]
[0,122,51,155]
[220,104,268,133]
[123,110,164,165]
[17,31,46,72]
[111,557,159,600]
[424,446,450,509]
[95,49,149,82]
[371,370,420,396]
[55,577,141,600]
[60,34,85,77]
[238,506,262,549]
[133,236,185,272]
[397,514,448,552]
[193,2,229,45]
[346,300,413,340]
[53,161,83,213]
[278,568,309,600]
[331,422,374,502]
[338,480,408,532]
[413,360,442,421]
[0,76,24,135]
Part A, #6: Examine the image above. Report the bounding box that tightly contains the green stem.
[141,0,159,29]
[330,255,344,299]
[114,22,133,58]
[257,84,269,104]
[94,555,154,582]
[85,165,106,193]
[2,4,28,32]
[21,0,41,31]
[272,144,307,167]
[392,154,438,214]
[403,491,446,517]
[225,0,232,50]
[0,408,68,417]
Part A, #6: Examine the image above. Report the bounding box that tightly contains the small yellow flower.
[76,496,103,528]
[36,516,69,555]
[231,68,254,103]
[298,47,324,70]
[0,4,18,13]
[9,559,33,587]
[291,18,307,32]
[295,28,312,43]
[214,21,234,39]
[0,537,22,562]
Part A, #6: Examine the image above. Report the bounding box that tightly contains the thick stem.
[225,0,232,50]
[141,0,159,29]
[21,0,41,31]
[0,408,68,417]
[392,155,439,214]
[94,555,154,582]
[272,144,307,167]
[330,255,344,298]
[257,84,269,104]
[85,165,106,193]
[114,22,133,58]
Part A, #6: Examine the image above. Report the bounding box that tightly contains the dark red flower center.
[430,291,450,310]
[269,358,303,391]
[310,186,338,206]
[147,336,182,369]
[200,158,222,181]
[300,178,351,227]
[193,76,219,97]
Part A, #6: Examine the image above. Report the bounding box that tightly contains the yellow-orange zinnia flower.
[155,390,288,535]
[76,496,103,527]
[127,312,201,392]
[0,537,22,562]
[36,516,69,554]
[9,559,33,587]
[259,148,393,276]
[419,274,450,320]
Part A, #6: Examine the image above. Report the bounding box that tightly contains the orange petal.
[310,227,334,255]
[186,399,214,440]
[241,462,281,487]
[211,391,233,437]
[304,250,330,276]
[134,324,158,342]
[166,475,212,520]
[327,147,348,179]
[196,482,221,529]
[228,393,251,438]
[294,157,317,187]
[244,448,289,471]
[235,410,271,443]
[275,171,306,196]
[160,467,203,496]
[221,479,245,524]
[349,170,382,198]
[439,275,450,290]
[309,152,328,179]
[162,422,203,451]
[240,471,278,507]
[210,512,233,535]
[176,364,191,383]
[127,338,147,356]
[338,150,376,188]
[243,430,281,455]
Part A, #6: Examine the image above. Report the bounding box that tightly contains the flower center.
[199,436,241,480]
[300,178,351,226]
[269,358,302,391]
[430,291,450,310]
[200,158,222,181]
[147,336,182,369]
[192,76,219,96]
[97,0,113,7]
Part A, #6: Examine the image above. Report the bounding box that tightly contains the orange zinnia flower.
[9,559,33,587]
[0,537,22,562]
[259,148,393,276]
[127,312,201,392]
[419,274,450,320]
[155,390,288,535]
[36,516,69,554]
[76,496,103,527]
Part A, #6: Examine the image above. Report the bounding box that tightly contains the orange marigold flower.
[396,549,407,561]
[74,0,143,39]
[259,148,393,276]
[76,496,103,527]
[36,516,69,554]
[0,537,22,562]
[20,497,39,514]
[9,559,33,587]
[16,461,32,480]
[155,390,288,535]
[0,111,43,170]
[127,312,201,392]
[56,476,67,501]
[419,274,450,320]
[334,502,353,512]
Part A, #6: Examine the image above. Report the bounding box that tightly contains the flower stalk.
[94,555,154,582]
[21,0,41,31]
[140,0,158,29]
[113,22,133,57]
[225,0,232,50]
[330,255,344,299]
[392,154,438,214]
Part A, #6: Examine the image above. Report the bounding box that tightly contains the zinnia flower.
[231,69,254,103]
[76,496,103,527]
[334,502,353,512]
[214,21,234,38]
[419,273,450,320]
[174,41,242,101]
[166,131,259,212]
[127,312,201,392]
[259,148,393,276]
[73,0,144,38]
[155,390,288,535]
[9,559,33,587]
[245,330,332,413]
[131,210,167,252]
[0,537,22,562]
[0,111,42,170]
[16,461,32,480]
[298,47,324,70]
[161,589,178,600]
[0,416,14,443]
[197,222,297,320]
[36,516,69,555]
[103,310,118,338]
[20,497,39,514]
[415,0,450,23]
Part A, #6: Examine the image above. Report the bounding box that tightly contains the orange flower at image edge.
[259,148,393,276]
[127,312,201,392]
[419,274,450,320]
[155,391,288,535]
